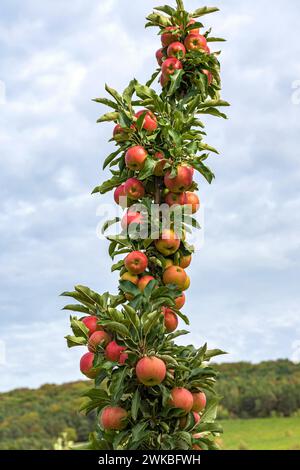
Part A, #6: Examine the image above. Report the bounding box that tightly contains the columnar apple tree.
[62,0,229,450]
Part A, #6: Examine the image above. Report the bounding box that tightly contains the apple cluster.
[63,0,228,451]
[156,19,213,89]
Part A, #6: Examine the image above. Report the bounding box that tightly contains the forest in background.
[1,360,300,450]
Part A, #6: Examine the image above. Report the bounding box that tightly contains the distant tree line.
[0,360,299,449]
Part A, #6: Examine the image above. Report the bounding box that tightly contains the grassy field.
[218,417,300,450]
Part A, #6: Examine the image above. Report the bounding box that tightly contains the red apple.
[167,42,186,59]
[124,250,148,275]
[114,183,127,207]
[165,192,186,207]
[113,124,126,138]
[180,411,201,429]
[179,254,192,269]
[121,210,143,230]
[80,352,99,379]
[82,316,102,337]
[192,392,206,412]
[162,57,183,76]
[138,275,155,292]
[88,330,111,353]
[186,19,200,35]
[162,307,178,333]
[163,265,187,290]
[169,387,194,413]
[124,178,145,200]
[155,229,181,256]
[136,356,166,386]
[185,191,200,213]
[184,33,207,52]
[153,151,168,176]
[164,165,193,193]
[161,26,180,47]
[125,145,147,171]
[135,110,157,132]
[201,69,213,84]
[100,406,128,430]
[175,292,185,309]
[156,48,165,66]
[105,340,126,362]
[119,352,128,364]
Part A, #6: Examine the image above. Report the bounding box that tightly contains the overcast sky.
[0,0,300,392]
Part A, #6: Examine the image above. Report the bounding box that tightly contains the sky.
[0,0,300,392]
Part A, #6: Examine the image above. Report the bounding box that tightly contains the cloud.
[1,0,300,391]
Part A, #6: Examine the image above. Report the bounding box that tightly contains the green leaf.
[111,367,128,402]
[62,304,90,314]
[119,280,141,297]
[191,7,219,18]
[102,321,130,337]
[154,5,176,16]
[131,389,141,421]
[92,97,118,109]
[146,70,160,88]
[199,398,219,423]
[101,217,120,234]
[105,84,123,105]
[111,259,124,272]
[138,158,157,180]
[70,317,90,338]
[167,69,184,96]
[207,37,226,43]
[103,149,122,170]
[65,335,87,348]
[123,79,137,108]
[97,111,119,123]
[204,348,227,360]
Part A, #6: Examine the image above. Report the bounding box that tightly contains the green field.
[219,417,300,450]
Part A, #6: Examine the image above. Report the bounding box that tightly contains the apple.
[180,411,201,429]
[113,124,126,138]
[167,42,186,59]
[161,26,180,47]
[80,352,99,379]
[124,250,148,275]
[100,406,128,430]
[156,48,165,66]
[155,229,180,256]
[153,151,168,176]
[162,307,178,333]
[182,275,190,291]
[124,178,145,200]
[192,392,207,412]
[185,192,200,213]
[135,110,157,132]
[119,352,128,364]
[175,292,185,309]
[162,57,183,77]
[186,19,200,35]
[169,387,194,413]
[105,340,126,362]
[164,165,193,193]
[179,254,192,269]
[121,271,139,285]
[201,69,212,84]
[136,356,166,386]
[163,265,187,290]
[160,73,170,87]
[88,330,111,353]
[184,33,207,52]
[125,145,147,171]
[165,192,186,207]
[138,275,155,292]
[82,316,102,337]
[114,183,127,207]
[121,210,143,230]
[164,258,174,269]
